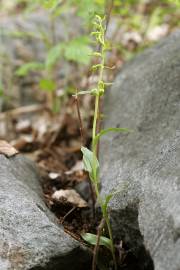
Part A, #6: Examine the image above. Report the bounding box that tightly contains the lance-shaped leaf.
[102,193,113,215]
[64,36,92,65]
[81,233,111,251]
[94,127,131,146]
[16,62,44,77]
[72,90,92,96]
[73,88,98,97]
[46,43,64,69]
[39,79,56,92]
[102,182,129,215]
[81,146,99,181]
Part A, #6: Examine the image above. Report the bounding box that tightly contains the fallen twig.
[0,104,48,121]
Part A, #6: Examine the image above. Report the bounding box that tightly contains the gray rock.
[75,181,91,202]
[100,31,180,270]
[0,154,90,270]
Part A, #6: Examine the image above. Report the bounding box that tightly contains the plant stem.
[80,15,117,269]
[74,90,85,145]
[91,17,117,269]
[92,44,105,180]
[104,213,117,270]
[74,90,96,217]
[92,95,99,146]
[95,183,117,269]
[105,0,114,31]
[92,20,105,143]
[92,218,105,270]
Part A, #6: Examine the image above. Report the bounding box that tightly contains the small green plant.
[0,80,4,111]
[15,0,94,112]
[75,15,129,269]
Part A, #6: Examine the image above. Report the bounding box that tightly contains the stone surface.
[100,31,180,270]
[0,154,90,270]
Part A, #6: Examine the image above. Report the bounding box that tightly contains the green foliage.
[81,233,111,250]
[0,90,4,98]
[74,0,105,19]
[39,79,56,92]
[16,62,44,76]
[0,80,3,95]
[166,0,180,8]
[94,127,130,146]
[64,36,92,65]
[0,80,11,104]
[73,90,92,96]
[5,0,178,114]
[7,30,38,39]
[45,44,64,69]
[42,0,60,9]
[101,183,129,215]
[13,0,97,112]
[81,146,99,182]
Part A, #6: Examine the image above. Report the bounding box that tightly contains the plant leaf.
[16,62,44,77]
[81,146,99,181]
[73,90,92,96]
[0,140,19,157]
[73,89,98,96]
[0,80,3,95]
[94,127,130,146]
[81,233,111,250]
[39,79,56,92]
[46,43,64,69]
[75,0,104,21]
[102,183,129,214]
[43,0,59,9]
[102,193,113,215]
[64,36,92,65]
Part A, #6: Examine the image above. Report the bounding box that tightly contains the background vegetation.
[0,0,179,112]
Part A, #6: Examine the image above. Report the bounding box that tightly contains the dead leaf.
[0,122,7,138]
[147,25,169,41]
[49,172,60,179]
[0,140,19,157]
[12,135,34,151]
[122,31,142,46]
[52,189,88,208]
[65,160,84,175]
[15,119,32,133]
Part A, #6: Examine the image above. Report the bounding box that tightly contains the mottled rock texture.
[100,31,180,270]
[0,154,90,270]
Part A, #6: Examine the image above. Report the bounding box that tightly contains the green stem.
[99,49,105,81]
[90,16,117,269]
[104,213,117,270]
[92,46,105,183]
[92,95,99,147]
[95,184,117,269]
[92,49,104,145]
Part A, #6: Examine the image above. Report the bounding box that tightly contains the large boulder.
[100,31,180,270]
[0,154,90,270]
